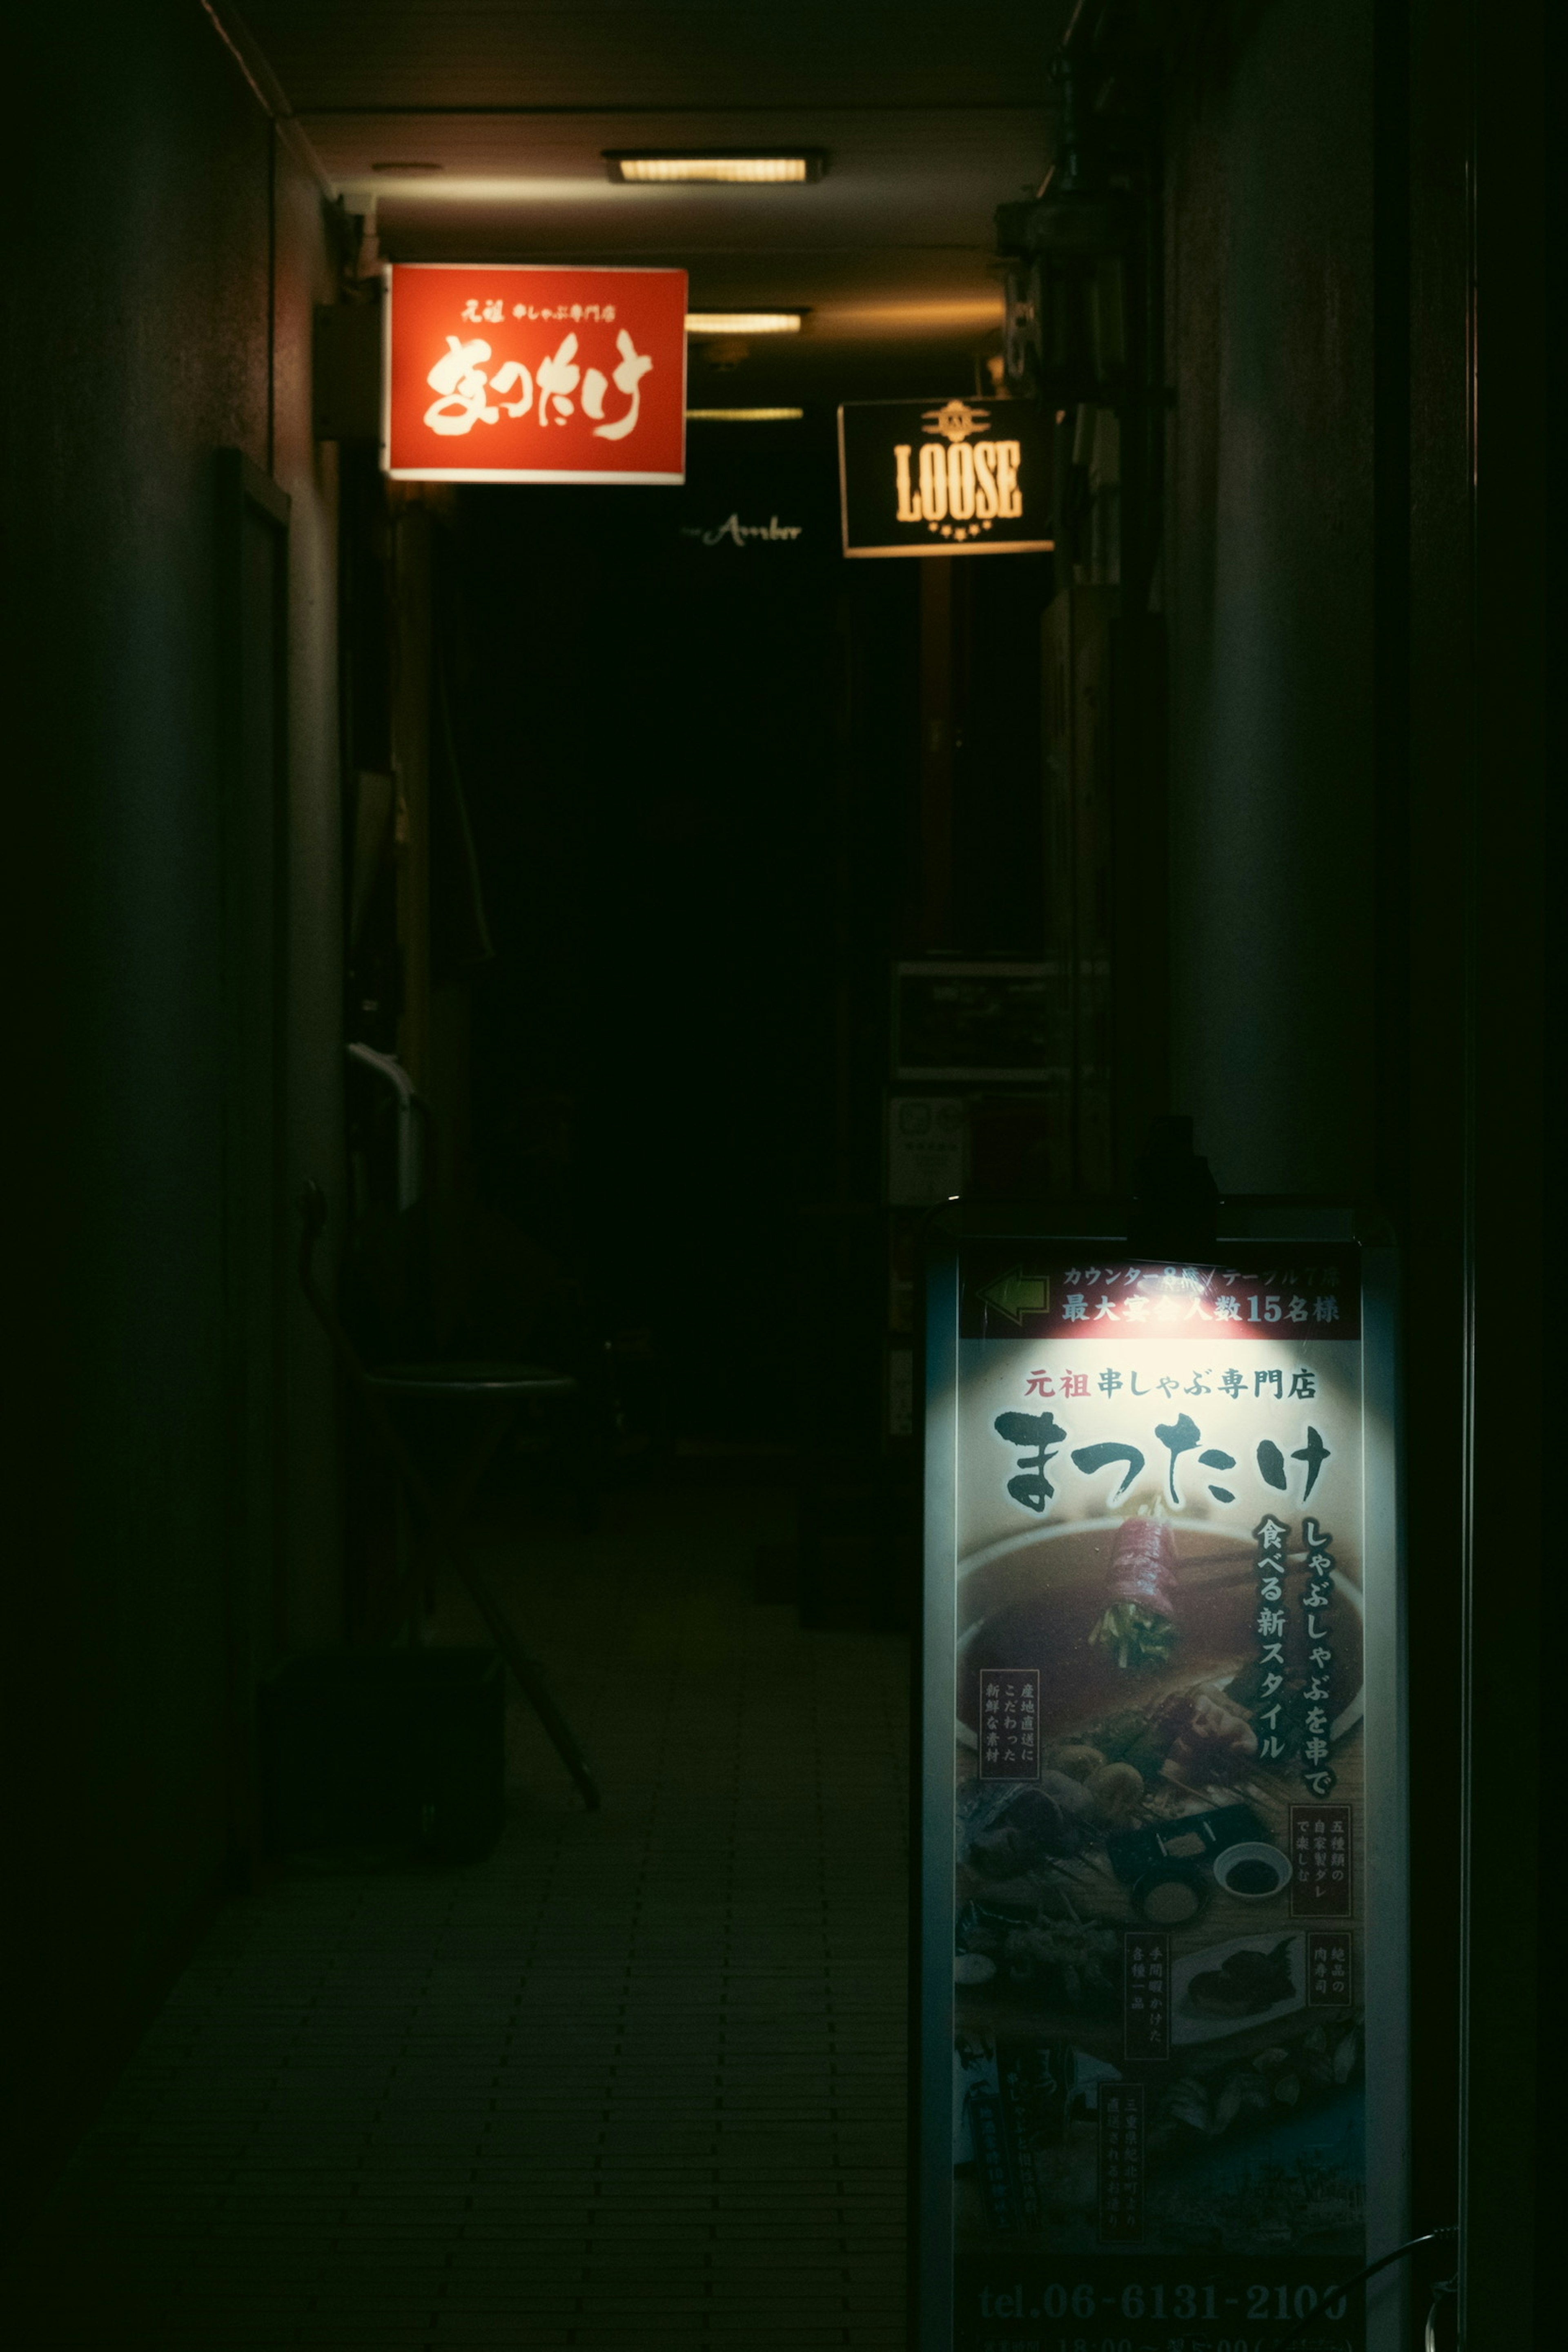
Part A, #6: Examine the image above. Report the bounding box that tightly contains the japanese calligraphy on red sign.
[383,265,688,484]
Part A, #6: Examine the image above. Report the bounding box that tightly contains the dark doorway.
[446,421,842,1442]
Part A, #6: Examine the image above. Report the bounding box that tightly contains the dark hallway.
[8,1485,909,2346]
[2,5,1546,2349]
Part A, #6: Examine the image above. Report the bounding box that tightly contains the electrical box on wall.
[313,302,382,442]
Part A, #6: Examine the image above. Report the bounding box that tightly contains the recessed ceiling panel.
[233,2,1067,396]
[242,2,1062,112]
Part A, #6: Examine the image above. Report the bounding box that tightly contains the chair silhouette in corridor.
[297,1054,601,1810]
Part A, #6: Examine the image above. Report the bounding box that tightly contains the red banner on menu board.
[927,1236,1404,2352]
[382,264,687,485]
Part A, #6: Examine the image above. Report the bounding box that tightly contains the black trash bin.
[259,1648,506,1863]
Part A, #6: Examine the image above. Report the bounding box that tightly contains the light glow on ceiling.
[827,298,1003,328]
[608,154,818,185]
[338,176,639,204]
[685,313,803,336]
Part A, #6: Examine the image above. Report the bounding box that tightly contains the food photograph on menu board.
[937,1247,1394,2350]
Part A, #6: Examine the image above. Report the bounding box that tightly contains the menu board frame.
[918,1206,1407,2352]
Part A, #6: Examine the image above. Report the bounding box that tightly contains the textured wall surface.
[276,136,348,1648]
[3,1,341,2206]
[1163,0,1376,1195]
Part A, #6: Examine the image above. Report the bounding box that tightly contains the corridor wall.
[1158,0,1548,2330]
[1162,0,1376,1196]
[2,0,343,2209]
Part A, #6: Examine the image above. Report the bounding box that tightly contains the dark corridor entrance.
[5,3,1547,2346]
[448,428,844,1446]
[342,414,1052,1481]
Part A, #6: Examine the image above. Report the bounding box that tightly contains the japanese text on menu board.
[383,265,687,483]
[948,1253,1371,2350]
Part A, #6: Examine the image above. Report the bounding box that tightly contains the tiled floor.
[9,1484,910,2348]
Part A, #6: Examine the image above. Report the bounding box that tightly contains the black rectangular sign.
[837,397,1054,559]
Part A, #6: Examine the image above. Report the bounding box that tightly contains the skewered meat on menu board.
[1087,1512,1180,1671]
[1150,1685,1259,1782]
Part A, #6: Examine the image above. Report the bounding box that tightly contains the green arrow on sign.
[977,1269,1049,1325]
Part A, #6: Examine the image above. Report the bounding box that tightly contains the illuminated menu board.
[920,1224,1406,2352]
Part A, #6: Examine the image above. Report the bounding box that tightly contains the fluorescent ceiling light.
[685,313,803,336]
[606,152,824,185]
[686,408,805,422]
[338,176,638,203]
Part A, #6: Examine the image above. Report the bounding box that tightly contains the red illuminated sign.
[382,264,688,485]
